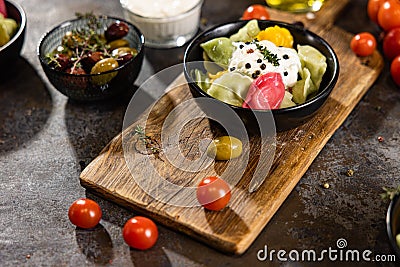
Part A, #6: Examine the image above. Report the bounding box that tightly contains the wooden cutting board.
[80,0,384,255]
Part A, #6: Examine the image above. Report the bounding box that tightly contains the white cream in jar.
[120,0,203,48]
[228,40,302,88]
[120,0,201,18]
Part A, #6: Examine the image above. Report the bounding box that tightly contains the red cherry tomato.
[123,216,158,250]
[390,55,400,86]
[241,5,270,20]
[377,0,400,31]
[68,198,102,229]
[350,32,377,57]
[242,72,285,110]
[196,176,231,211]
[383,28,400,60]
[368,0,384,23]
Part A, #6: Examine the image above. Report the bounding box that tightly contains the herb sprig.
[133,125,162,158]
[381,186,400,200]
[253,40,280,67]
[45,12,110,72]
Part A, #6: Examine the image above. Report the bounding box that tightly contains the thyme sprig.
[75,12,102,31]
[133,125,161,157]
[45,12,111,72]
[381,186,400,200]
[253,40,280,67]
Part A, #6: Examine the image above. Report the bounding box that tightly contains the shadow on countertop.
[64,84,157,170]
[75,224,114,265]
[64,89,133,170]
[0,56,52,154]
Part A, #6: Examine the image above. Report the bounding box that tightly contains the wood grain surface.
[80,0,384,255]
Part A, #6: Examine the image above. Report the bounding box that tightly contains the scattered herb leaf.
[381,186,400,200]
[133,125,162,158]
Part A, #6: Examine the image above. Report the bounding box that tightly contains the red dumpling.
[242,72,285,110]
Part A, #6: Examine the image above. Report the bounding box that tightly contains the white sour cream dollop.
[228,40,302,88]
[120,0,202,18]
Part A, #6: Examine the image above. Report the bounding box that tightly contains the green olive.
[90,58,119,85]
[207,136,243,161]
[111,47,138,57]
[108,39,130,50]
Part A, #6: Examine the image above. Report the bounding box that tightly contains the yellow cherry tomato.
[256,26,294,48]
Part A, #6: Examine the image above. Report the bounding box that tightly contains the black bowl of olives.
[37,14,144,101]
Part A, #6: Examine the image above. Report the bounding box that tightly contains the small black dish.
[183,20,340,132]
[37,16,144,101]
[386,194,400,260]
[0,0,26,71]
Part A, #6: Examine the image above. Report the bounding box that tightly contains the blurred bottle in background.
[265,0,325,13]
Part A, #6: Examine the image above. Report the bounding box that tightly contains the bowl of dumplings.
[183,20,339,132]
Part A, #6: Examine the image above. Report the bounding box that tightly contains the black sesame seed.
[230,67,236,71]
[283,54,289,60]
[245,42,250,45]
[257,58,262,63]
[255,70,261,75]
[284,71,288,76]
[245,63,251,69]
[252,73,259,79]
[260,63,266,70]
[239,44,244,49]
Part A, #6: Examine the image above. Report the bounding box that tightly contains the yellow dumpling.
[256,26,294,48]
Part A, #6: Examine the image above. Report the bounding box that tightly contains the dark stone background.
[0,0,399,266]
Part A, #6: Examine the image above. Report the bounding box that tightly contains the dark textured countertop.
[1,0,399,266]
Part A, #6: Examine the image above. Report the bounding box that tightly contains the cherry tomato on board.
[350,32,377,57]
[367,0,385,24]
[241,5,270,20]
[390,55,400,86]
[123,216,158,250]
[196,176,231,211]
[383,28,400,60]
[68,198,102,229]
[377,0,400,31]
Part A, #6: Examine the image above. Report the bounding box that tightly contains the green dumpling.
[297,45,327,89]
[292,67,317,104]
[0,22,9,46]
[202,52,225,75]
[200,37,235,67]
[230,19,260,42]
[279,91,296,108]
[192,69,211,92]
[207,72,252,107]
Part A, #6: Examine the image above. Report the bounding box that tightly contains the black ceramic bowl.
[37,16,144,101]
[0,0,26,70]
[386,195,400,260]
[183,20,339,132]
